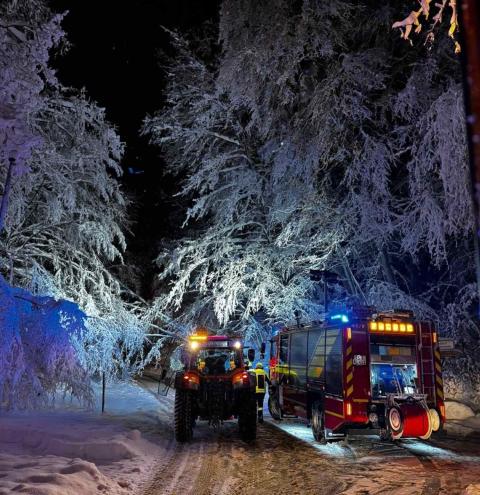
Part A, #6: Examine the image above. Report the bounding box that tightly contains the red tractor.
[174,329,258,442]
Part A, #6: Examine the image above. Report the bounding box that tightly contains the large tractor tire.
[238,392,257,442]
[174,389,194,442]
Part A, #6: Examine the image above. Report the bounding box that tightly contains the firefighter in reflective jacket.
[253,362,270,423]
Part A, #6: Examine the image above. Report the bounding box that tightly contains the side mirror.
[247,348,255,363]
[260,342,266,359]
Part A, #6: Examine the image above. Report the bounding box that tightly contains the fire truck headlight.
[368,412,378,423]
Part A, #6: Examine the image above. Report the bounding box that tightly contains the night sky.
[49,0,219,296]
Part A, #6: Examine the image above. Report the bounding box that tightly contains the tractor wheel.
[238,392,257,442]
[268,392,282,420]
[174,389,193,442]
[311,402,326,444]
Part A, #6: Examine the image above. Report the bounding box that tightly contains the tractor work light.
[369,321,414,334]
[189,340,200,350]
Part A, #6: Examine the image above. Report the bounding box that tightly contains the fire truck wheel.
[268,393,282,420]
[428,408,441,432]
[238,393,257,442]
[311,402,326,443]
[386,406,403,440]
[174,389,193,442]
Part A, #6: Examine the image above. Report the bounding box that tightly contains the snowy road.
[135,377,480,495]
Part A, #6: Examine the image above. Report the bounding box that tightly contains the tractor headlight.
[189,341,199,351]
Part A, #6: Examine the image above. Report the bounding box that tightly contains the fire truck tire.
[238,393,257,442]
[386,406,403,440]
[311,402,326,443]
[428,408,441,432]
[268,394,282,420]
[174,389,193,442]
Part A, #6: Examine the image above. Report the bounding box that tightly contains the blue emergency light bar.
[330,314,349,323]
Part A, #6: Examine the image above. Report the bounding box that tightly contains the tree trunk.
[0,157,15,233]
[379,248,395,286]
[341,261,357,296]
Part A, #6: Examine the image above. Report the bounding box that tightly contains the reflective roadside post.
[102,371,106,414]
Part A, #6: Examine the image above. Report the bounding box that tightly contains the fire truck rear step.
[346,428,381,437]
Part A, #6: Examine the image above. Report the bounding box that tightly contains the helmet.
[256,362,264,369]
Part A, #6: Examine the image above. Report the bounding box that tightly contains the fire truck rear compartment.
[268,309,445,442]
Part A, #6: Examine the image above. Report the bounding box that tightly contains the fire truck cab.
[268,308,445,442]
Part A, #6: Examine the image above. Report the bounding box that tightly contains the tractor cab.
[183,331,244,375]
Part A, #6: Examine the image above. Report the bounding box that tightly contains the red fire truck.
[268,308,445,442]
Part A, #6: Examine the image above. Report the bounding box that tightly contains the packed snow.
[0,380,166,495]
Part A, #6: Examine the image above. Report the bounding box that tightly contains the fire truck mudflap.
[268,308,445,442]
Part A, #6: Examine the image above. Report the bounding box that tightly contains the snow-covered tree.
[0,2,62,232]
[147,1,477,400]
[0,0,155,408]
[145,23,348,333]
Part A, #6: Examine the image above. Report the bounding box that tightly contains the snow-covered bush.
[0,275,26,408]
[0,274,92,409]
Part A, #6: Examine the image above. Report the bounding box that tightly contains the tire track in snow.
[136,382,480,495]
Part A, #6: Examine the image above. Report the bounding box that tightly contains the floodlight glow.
[330,314,349,323]
[233,341,242,349]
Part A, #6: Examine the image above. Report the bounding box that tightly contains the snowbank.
[0,381,165,495]
[445,400,475,420]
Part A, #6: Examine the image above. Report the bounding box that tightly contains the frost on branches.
[0,0,152,407]
[146,1,479,402]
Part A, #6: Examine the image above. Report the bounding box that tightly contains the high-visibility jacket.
[253,368,268,394]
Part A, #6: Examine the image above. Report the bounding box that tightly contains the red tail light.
[233,371,251,388]
[183,372,200,389]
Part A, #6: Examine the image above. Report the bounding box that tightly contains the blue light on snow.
[330,314,349,323]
